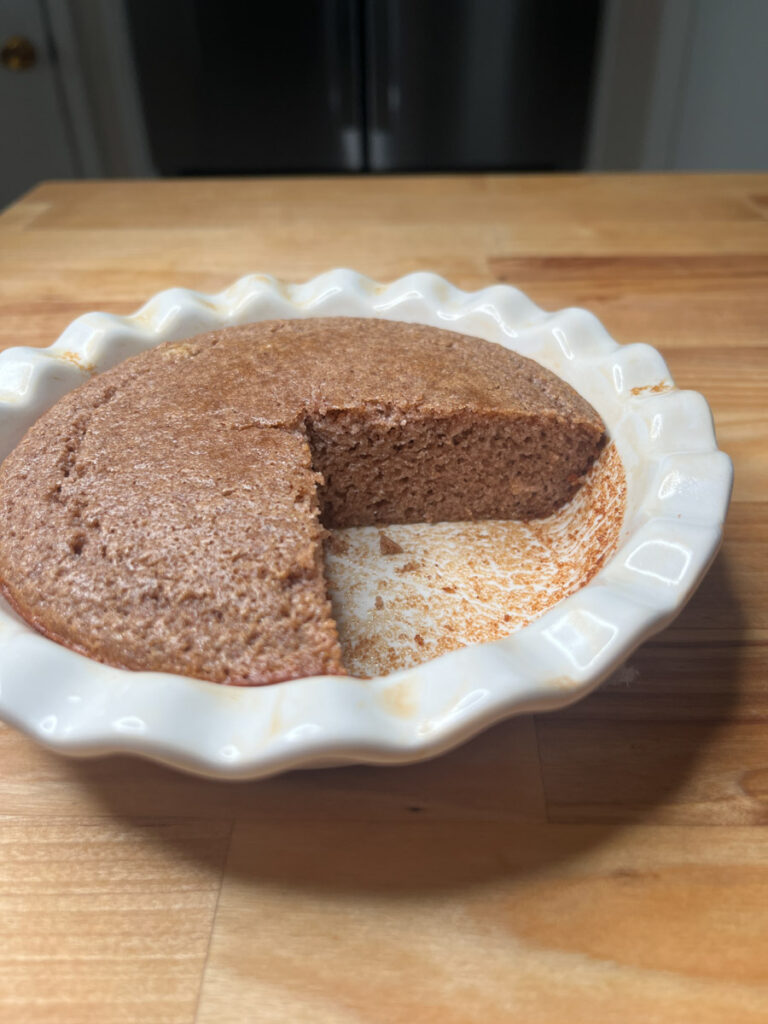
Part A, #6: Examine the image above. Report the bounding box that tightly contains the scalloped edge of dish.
[0,270,732,778]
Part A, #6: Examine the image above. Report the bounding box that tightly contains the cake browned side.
[0,317,605,685]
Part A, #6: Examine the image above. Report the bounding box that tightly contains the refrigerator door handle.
[366,0,401,170]
[324,0,364,171]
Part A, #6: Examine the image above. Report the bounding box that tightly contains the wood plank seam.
[192,818,236,1024]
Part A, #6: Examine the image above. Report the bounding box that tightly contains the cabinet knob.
[1,35,37,72]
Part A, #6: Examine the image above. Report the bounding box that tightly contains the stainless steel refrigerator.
[126,0,602,175]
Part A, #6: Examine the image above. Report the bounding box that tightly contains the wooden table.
[0,175,766,1023]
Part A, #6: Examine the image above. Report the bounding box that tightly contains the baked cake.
[0,318,605,684]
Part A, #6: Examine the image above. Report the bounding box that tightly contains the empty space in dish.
[326,441,626,677]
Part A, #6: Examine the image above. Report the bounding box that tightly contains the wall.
[589,0,768,171]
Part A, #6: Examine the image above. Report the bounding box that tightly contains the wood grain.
[0,173,766,1022]
[0,817,231,1024]
[196,822,768,1024]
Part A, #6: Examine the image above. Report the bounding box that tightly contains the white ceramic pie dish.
[0,270,732,778]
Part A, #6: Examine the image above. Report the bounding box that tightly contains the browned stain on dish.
[57,351,95,375]
[630,382,673,396]
[325,442,627,677]
[379,679,418,718]
[132,309,156,329]
[547,676,579,692]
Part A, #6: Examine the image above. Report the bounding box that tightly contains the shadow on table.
[68,548,747,891]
